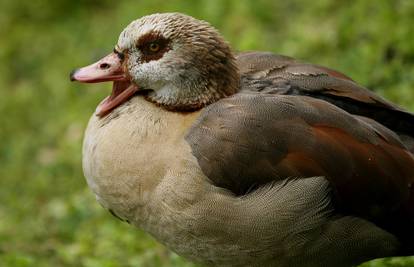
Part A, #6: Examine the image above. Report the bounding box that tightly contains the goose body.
[72,13,414,267]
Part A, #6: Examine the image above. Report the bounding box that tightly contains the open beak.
[70,52,139,117]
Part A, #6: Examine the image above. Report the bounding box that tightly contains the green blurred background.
[1,0,414,266]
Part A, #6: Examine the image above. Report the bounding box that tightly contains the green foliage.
[0,0,413,266]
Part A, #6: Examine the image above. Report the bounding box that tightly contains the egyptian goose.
[70,13,414,267]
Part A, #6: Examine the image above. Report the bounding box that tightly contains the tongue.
[96,82,139,117]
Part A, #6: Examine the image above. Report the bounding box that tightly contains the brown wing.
[185,94,414,222]
[236,52,414,140]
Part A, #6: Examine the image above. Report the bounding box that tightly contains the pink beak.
[70,52,126,83]
[71,52,139,117]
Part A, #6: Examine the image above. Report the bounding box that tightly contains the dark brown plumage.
[237,52,414,141]
[186,52,414,254]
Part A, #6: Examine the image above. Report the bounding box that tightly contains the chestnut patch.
[136,31,171,63]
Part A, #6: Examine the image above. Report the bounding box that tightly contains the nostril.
[99,63,110,69]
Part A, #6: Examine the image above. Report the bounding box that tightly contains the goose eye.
[149,42,160,52]
[136,34,171,62]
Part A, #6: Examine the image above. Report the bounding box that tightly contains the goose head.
[71,13,239,116]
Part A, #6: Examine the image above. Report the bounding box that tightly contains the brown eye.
[149,42,160,52]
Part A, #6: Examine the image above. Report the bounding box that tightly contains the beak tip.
[70,69,79,82]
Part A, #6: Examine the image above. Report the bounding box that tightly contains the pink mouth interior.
[96,81,139,117]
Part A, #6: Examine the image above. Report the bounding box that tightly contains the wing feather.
[186,94,414,222]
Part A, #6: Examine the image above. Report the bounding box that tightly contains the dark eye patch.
[136,31,171,63]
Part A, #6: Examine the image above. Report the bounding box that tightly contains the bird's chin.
[96,81,140,117]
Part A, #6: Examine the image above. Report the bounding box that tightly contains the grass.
[0,0,414,266]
